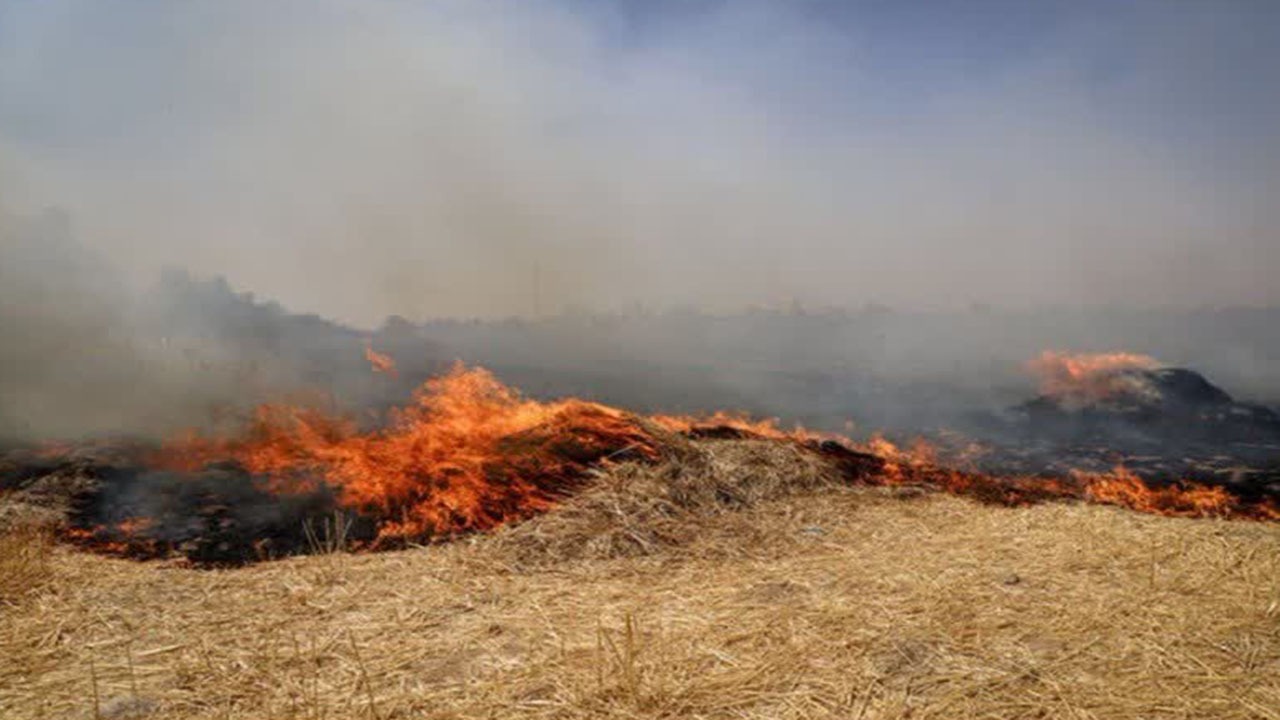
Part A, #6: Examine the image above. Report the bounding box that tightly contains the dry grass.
[0,516,56,608]
[3,440,1280,719]
[490,438,836,564]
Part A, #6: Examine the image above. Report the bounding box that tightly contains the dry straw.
[3,439,1280,718]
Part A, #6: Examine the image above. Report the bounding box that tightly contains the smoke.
[2,1,1279,440]
[0,209,406,440]
[3,0,1278,322]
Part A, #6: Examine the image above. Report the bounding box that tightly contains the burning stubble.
[0,3,1278,563]
[17,360,1273,565]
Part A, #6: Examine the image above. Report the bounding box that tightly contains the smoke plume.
[2,1,1278,440]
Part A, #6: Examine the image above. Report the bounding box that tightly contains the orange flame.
[94,360,1277,559]
[364,342,398,377]
[1077,465,1247,518]
[1026,350,1160,405]
[154,363,658,544]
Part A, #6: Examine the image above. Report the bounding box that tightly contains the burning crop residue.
[148,363,661,548]
[1025,351,1162,408]
[850,436,1277,520]
[4,353,1278,565]
[1012,351,1280,458]
[363,341,399,378]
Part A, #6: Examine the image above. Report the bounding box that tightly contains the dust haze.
[2,1,1278,441]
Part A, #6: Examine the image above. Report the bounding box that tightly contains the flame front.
[839,435,1277,520]
[155,363,660,544]
[65,358,1279,560]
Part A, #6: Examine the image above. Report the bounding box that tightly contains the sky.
[1,0,1277,324]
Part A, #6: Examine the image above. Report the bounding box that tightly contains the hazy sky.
[2,0,1277,324]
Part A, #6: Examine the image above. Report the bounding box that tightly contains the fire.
[42,358,1280,562]
[1026,350,1160,406]
[813,434,1277,520]
[1077,465,1252,518]
[364,341,398,377]
[154,363,659,545]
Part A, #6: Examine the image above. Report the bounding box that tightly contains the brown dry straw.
[2,439,1279,718]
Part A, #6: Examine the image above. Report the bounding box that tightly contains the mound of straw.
[490,437,838,564]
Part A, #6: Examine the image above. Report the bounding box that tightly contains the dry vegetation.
[0,518,55,607]
[4,440,1280,719]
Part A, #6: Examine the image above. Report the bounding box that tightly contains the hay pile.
[490,437,838,564]
[3,439,1280,719]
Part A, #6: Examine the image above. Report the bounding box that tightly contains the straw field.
[3,440,1280,719]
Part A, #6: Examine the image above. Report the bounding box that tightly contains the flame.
[810,434,1278,520]
[154,363,659,544]
[364,342,398,377]
[1026,351,1160,405]
[53,360,1279,560]
[878,457,1273,520]
[1077,465,1248,518]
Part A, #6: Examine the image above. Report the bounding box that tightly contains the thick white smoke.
[2,1,1277,323]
